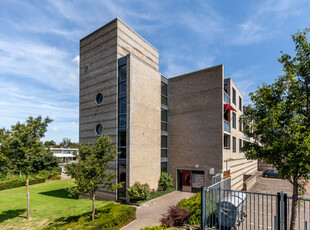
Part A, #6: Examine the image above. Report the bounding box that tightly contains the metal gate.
[201,182,310,229]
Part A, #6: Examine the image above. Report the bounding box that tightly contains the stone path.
[121,191,193,230]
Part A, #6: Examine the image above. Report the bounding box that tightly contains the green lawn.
[0,179,112,229]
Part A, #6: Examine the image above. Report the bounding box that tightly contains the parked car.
[262,169,279,178]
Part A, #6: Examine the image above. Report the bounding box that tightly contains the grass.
[0,179,112,229]
[134,188,175,204]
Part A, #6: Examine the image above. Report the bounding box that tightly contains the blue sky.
[0,0,309,143]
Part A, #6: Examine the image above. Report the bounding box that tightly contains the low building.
[49,148,79,171]
[79,18,257,201]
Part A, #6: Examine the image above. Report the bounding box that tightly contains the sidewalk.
[121,191,193,230]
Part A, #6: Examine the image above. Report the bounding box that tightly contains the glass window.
[119,131,126,146]
[95,93,103,105]
[161,122,167,132]
[161,162,167,174]
[118,164,126,200]
[161,95,167,106]
[119,82,126,95]
[119,148,126,159]
[232,112,236,129]
[119,98,127,114]
[232,88,236,105]
[161,136,167,148]
[239,119,242,132]
[161,82,167,97]
[119,65,126,82]
[239,96,242,111]
[95,124,103,135]
[239,139,242,152]
[224,135,229,149]
[161,149,167,158]
[233,137,236,152]
[161,109,167,122]
[118,115,126,128]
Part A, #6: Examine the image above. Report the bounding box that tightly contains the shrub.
[45,203,136,230]
[127,182,150,202]
[178,192,201,225]
[0,176,45,190]
[38,170,61,180]
[53,166,62,175]
[158,173,173,191]
[160,205,190,227]
[51,175,61,180]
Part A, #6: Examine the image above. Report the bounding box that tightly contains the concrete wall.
[168,65,224,188]
[128,54,161,190]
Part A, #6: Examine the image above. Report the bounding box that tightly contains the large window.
[232,88,236,105]
[161,78,168,174]
[239,96,242,111]
[239,119,242,132]
[232,112,236,129]
[117,57,127,200]
[239,139,242,152]
[233,137,236,152]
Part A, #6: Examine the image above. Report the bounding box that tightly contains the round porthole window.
[95,124,103,135]
[95,93,103,105]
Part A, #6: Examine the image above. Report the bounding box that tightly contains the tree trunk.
[26,173,31,219]
[290,177,298,230]
[92,191,95,221]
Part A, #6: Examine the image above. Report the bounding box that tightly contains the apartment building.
[79,18,257,201]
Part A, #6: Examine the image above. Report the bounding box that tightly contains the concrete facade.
[79,18,257,201]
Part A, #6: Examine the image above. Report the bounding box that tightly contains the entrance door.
[177,170,183,191]
[182,170,191,192]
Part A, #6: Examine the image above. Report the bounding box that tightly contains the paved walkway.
[121,191,193,230]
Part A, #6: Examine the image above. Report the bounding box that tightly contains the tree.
[30,153,58,172]
[44,140,58,148]
[60,138,71,148]
[242,28,310,230]
[65,135,121,220]
[0,116,53,219]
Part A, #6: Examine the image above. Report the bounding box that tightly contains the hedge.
[0,176,45,190]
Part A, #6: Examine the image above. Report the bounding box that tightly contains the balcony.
[224,120,230,132]
[224,92,230,104]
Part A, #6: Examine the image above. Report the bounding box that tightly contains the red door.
[182,170,191,186]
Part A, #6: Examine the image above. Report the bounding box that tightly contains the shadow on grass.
[39,188,78,199]
[0,209,26,223]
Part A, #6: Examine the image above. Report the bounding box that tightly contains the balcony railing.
[224,120,230,132]
[224,92,230,104]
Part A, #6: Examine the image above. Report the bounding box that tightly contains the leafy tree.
[44,140,58,148]
[0,116,53,219]
[242,28,310,230]
[60,137,71,148]
[30,153,58,172]
[65,135,121,220]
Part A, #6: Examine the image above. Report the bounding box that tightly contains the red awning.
[224,103,236,111]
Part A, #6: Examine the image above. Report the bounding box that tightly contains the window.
[232,88,236,105]
[161,136,168,148]
[118,65,126,82]
[239,119,242,132]
[232,112,236,129]
[118,114,126,128]
[119,131,126,146]
[119,148,126,159]
[161,82,168,106]
[161,149,167,158]
[95,124,103,135]
[233,137,236,152]
[239,139,242,152]
[161,109,168,132]
[239,96,242,111]
[224,135,229,149]
[95,93,103,105]
[84,64,89,72]
[119,82,126,95]
[161,162,167,174]
[119,98,127,114]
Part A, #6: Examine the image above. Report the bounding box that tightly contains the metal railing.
[243,133,250,141]
[224,120,230,132]
[202,186,310,229]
